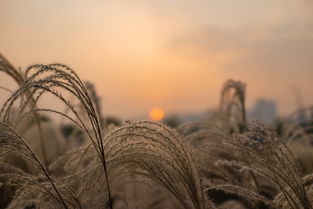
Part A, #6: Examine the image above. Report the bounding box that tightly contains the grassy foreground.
[0,54,313,209]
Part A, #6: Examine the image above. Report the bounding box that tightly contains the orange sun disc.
[149,107,164,121]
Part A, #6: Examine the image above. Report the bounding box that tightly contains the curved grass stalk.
[0,64,113,209]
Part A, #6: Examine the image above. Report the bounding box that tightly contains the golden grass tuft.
[0,55,312,209]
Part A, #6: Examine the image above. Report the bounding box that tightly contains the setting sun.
[149,107,164,121]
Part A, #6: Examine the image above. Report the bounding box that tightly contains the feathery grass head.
[225,122,312,209]
[0,62,113,208]
[52,121,211,209]
[220,80,247,133]
[0,54,24,86]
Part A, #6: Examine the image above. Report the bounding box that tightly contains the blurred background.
[0,0,313,123]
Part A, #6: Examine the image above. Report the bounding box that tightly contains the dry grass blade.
[0,122,74,209]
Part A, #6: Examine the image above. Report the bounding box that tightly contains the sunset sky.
[1,0,313,119]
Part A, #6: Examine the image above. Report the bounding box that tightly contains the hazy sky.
[1,0,313,119]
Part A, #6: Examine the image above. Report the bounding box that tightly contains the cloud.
[166,19,313,114]
[167,20,313,69]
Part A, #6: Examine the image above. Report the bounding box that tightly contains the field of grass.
[0,54,313,209]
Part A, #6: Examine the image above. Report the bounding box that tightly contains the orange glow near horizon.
[1,1,313,118]
[149,107,165,121]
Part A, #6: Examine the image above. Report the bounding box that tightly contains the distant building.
[248,99,277,125]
